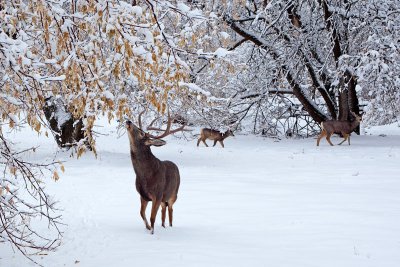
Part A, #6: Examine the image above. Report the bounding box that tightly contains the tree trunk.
[347,72,361,134]
[43,97,86,148]
[338,88,349,121]
[285,71,327,123]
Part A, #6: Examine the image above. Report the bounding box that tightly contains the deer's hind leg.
[316,130,326,146]
[140,197,151,230]
[326,133,334,146]
[161,202,167,228]
[167,195,178,227]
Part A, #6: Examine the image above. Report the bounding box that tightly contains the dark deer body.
[316,112,362,146]
[197,128,234,148]
[126,113,184,234]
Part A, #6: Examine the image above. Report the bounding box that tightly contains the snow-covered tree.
[188,0,400,134]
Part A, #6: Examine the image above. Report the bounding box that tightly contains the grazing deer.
[316,111,362,146]
[126,111,185,234]
[197,128,234,148]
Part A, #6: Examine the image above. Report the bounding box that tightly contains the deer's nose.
[126,121,132,128]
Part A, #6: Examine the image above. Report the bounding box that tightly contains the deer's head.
[350,111,363,123]
[126,110,187,152]
[225,129,235,137]
[125,121,166,151]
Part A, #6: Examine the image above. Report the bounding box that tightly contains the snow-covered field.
[1,121,400,267]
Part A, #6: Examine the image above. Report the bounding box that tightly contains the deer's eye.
[138,129,146,138]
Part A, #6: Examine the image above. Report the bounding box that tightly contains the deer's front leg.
[338,133,349,145]
[202,140,209,147]
[140,197,151,230]
[338,136,346,145]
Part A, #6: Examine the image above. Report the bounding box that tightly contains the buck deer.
[126,111,185,234]
[197,128,234,148]
[316,111,362,146]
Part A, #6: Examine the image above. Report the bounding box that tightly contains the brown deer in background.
[316,111,362,146]
[197,128,234,148]
[126,111,185,234]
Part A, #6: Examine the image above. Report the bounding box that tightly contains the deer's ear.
[144,138,166,147]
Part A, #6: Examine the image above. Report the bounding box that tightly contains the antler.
[146,110,187,139]
[138,110,145,130]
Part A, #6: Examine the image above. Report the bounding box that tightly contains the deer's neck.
[130,146,157,161]
[351,119,360,129]
[130,147,160,175]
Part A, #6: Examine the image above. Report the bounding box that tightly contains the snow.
[106,23,115,33]
[54,106,72,129]
[132,6,143,17]
[1,120,400,267]
[194,48,232,59]
[177,3,190,13]
[188,9,203,19]
[132,45,147,56]
[219,32,230,39]
[178,82,211,96]
[44,58,58,64]
[175,56,190,70]
[102,90,114,100]
[214,48,231,58]
[0,94,21,105]
[140,28,154,45]
[40,75,67,81]
[63,53,74,69]
[176,2,203,19]
[61,19,74,33]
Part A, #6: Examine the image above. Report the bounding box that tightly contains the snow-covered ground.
[1,121,400,267]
